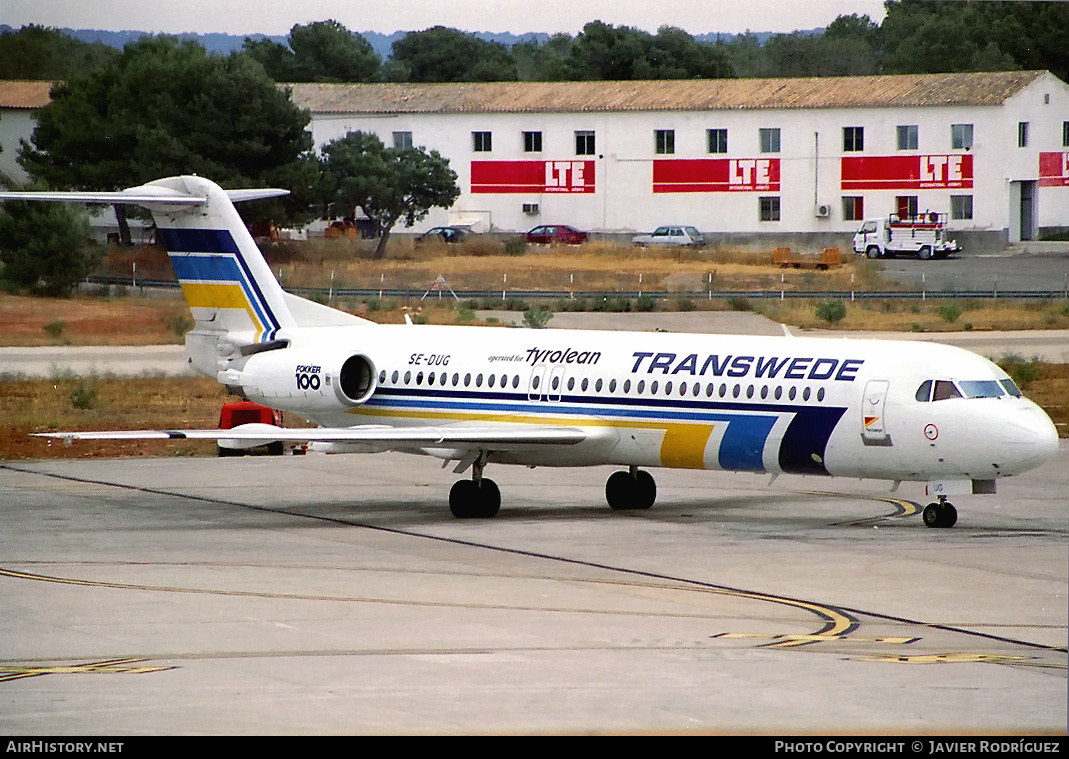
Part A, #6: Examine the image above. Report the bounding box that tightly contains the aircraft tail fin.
[0,175,373,377]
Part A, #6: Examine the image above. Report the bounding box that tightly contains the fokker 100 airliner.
[2,176,1058,526]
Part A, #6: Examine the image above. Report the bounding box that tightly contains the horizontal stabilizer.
[0,185,288,208]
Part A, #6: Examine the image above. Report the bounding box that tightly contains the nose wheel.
[922,498,957,528]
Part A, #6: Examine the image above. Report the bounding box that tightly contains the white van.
[853,214,961,259]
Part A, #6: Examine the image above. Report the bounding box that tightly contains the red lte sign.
[841,155,973,190]
[1039,152,1069,187]
[471,161,595,193]
[653,158,780,193]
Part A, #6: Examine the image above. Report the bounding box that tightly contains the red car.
[524,224,588,245]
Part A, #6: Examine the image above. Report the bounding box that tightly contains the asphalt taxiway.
[1,444,1065,734]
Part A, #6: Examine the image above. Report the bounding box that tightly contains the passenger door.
[861,379,892,446]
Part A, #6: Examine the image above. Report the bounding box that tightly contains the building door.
[1019,180,1036,241]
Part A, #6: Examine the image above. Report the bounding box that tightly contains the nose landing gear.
[922,496,958,528]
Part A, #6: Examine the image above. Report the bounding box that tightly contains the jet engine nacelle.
[229,349,377,413]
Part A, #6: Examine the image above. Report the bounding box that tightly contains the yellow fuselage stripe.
[348,405,716,468]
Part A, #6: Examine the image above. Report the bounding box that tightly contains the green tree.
[321,131,460,259]
[244,20,380,83]
[0,198,100,296]
[512,33,575,81]
[563,22,732,81]
[0,25,117,80]
[19,36,316,237]
[878,1,1067,80]
[387,27,518,82]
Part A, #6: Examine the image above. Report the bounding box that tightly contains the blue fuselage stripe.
[364,388,845,474]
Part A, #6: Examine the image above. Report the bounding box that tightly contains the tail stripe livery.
[159,228,283,342]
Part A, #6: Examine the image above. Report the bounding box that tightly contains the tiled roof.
[0,80,54,109]
[286,71,1048,115]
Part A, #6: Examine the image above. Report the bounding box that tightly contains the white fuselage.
[232,323,1058,484]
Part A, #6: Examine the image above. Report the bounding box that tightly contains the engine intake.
[337,354,375,405]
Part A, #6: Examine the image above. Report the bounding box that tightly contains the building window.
[760,128,781,153]
[472,131,492,152]
[1063,121,1069,147]
[655,129,675,155]
[896,195,918,219]
[575,130,595,156]
[897,125,918,150]
[951,195,973,220]
[759,197,781,222]
[707,128,727,154]
[842,196,864,221]
[1018,121,1029,148]
[393,131,412,150]
[843,126,864,152]
[951,123,973,150]
[523,131,542,153]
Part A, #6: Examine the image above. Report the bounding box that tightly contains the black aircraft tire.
[449,479,477,518]
[634,470,656,510]
[476,478,501,519]
[941,502,957,528]
[606,470,635,510]
[449,478,500,519]
[923,503,942,528]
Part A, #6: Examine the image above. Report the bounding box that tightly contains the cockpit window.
[959,380,1005,398]
[999,378,1022,397]
[919,378,1019,402]
[932,380,962,401]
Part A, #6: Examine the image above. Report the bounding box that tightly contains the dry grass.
[265,238,889,294]
[755,298,1069,333]
[0,376,229,459]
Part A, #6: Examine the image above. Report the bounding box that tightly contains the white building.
[289,71,1069,250]
[0,80,50,186]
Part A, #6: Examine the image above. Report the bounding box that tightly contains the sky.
[1,0,888,36]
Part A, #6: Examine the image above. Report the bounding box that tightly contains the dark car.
[416,226,468,244]
[524,224,588,245]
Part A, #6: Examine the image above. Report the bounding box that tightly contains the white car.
[632,226,705,247]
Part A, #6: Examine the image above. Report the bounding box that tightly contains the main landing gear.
[605,466,657,511]
[922,496,958,528]
[449,452,500,519]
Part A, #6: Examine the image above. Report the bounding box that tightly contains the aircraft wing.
[35,423,589,448]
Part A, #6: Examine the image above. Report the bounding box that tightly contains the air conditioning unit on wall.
[522,203,540,215]
[815,204,831,218]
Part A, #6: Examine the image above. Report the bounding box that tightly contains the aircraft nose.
[997,405,1060,474]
